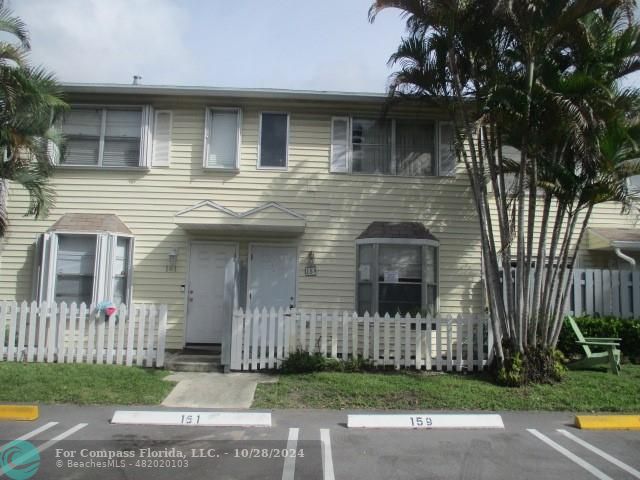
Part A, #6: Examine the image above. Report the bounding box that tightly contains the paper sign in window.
[383,270,399,283]
[359,264,370,281]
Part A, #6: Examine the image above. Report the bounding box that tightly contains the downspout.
[614,248,636,268]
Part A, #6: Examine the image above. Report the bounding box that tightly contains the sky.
[10,0,640,93]
[11,0,408,93]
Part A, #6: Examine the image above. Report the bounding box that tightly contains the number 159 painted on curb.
[409,416,433,427]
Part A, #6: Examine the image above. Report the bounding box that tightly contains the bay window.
[36,231,134,307]
[356,224,439,316]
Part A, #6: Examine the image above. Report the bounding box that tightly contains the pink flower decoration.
[105,306,117,316]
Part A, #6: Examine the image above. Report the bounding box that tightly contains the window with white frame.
[259,112,288,168]
[36,232,133,306]
[356,241,438,316]
[54,235,96,305]
[331,117,455,176]
[60,106,155,168]
[204,108,241,169]
[628,175,640,195]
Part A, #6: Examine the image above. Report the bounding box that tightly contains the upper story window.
[628,175,640,195]
[204,108,241,169]
[59,105,160,168]
[61,107,142,167]
[331,117,456,177]
[259,112,288,169]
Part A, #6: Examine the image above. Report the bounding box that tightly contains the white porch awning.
[174,200,306,234]
[586,228,640,251]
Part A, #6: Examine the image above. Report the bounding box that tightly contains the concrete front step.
[165,354,222,372]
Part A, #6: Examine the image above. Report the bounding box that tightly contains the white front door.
[186,242,236,344]
[248,245,297,311]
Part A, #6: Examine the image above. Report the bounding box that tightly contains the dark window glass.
[260,113,288,167]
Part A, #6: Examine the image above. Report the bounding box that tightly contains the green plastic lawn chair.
[566,316,621,375]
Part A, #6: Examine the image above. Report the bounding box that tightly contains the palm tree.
[370,0,640,379]
[0,0,66,238]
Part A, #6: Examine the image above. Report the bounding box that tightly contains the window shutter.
[34,233,57,303]
[152,110,172,167]
[438,122,456,176]
[47,140,60,165]
[330,117,349,173]
[139,105,154,167]
[92,234,111,304]
[125,236,135,306]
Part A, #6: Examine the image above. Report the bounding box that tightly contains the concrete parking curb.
[0,405,39,421]
[575,415,640,430]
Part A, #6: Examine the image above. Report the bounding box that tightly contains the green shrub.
[557,316,640,362]
[497,346,566,386]
[281,350,374,374]
[281,349,327,373]
[341,356,374,372]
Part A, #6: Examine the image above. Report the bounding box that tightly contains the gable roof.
[174,200,306,234]
[48,213,132,235]
[357,221,438,241]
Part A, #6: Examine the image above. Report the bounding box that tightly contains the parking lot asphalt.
[1,406,639,479]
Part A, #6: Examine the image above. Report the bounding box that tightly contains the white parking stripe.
[281,428,299,480]
[320,429,335,480]
[0,423,87,478]
[527,429,613,480]
[0,422,58,451]
[36,423,88,452]
[557,429,640,479]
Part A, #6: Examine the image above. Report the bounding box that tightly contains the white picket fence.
[0,301,167,367]
[230,309,492,371]
[570,269,640,318]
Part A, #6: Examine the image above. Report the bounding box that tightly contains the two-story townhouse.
[2,83,637,367]
[0,84,485,365]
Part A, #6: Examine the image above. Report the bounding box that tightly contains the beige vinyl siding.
[0,98,482,348]
[488,192,640,271]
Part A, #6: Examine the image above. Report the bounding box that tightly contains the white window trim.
[257,111,289,170]
[355,239,440,316]
[58,104,151,170]
[202,106,242,171]
[332,117,452,178]
[42,230,134,307]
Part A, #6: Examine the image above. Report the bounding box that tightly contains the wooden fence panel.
[0,301,166,367]
[230,309,490,372]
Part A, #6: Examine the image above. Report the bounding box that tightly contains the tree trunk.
[530,191,551,345]
[550,205,594,346]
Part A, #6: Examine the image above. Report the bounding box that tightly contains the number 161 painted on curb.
[409,416,433,427]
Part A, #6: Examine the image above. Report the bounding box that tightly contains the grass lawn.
[253,364,640,412]
[0,363,175,405]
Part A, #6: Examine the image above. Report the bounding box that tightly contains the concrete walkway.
[161,372,278,409]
